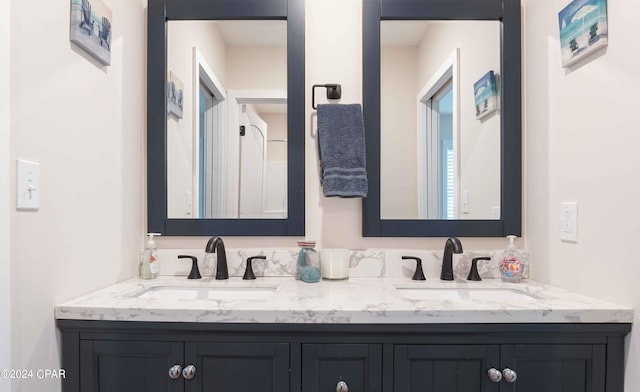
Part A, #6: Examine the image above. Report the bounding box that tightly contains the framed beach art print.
[167,72,184,119]
[474,70,499,120]
[69,0,112,65]
[559,0,608,68]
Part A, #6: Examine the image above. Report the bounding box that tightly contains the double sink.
[128,280,542,303]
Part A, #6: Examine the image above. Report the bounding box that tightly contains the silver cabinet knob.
[168,365,182,380]
[487,368,502,382]
[182,365,196,380]
[336,380,349,392]
[502,368,517,383]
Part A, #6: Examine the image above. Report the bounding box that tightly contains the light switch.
[17,159,40,210]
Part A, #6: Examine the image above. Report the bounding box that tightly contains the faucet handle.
[243,256,267,280]
[402,256,426,280]
[467,256,491,281]
[178,255,201,279]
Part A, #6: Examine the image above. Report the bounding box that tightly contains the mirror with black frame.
[362,0,521,237]
[147,0,305,236]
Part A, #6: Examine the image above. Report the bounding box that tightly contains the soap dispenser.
[498,235,524,283]
[141,233,161,280]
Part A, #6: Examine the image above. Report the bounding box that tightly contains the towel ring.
[312,84,342,110]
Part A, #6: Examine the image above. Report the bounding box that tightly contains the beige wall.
[1,0,10,388]
[9,0,145,391]
[226,46,287,90]
[380,46,419,218]
[523,0,640,389]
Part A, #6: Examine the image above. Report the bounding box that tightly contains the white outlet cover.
[560,202,578,243]
[16,159,40,210]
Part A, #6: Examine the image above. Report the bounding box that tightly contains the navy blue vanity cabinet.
[57,321,630,392]
[302,344,383,392]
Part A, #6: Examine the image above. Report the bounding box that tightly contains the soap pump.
[141,233,161,280]
[498,235,524,283]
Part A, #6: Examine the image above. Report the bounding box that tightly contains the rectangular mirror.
[167,20,288,219]
[380,20,501,220]
[147,0,305,236]
[363,0,521,236]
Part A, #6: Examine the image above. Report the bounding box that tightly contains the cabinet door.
[394,345,501,392]
[185,342,289,392]
[500,345,606,392]
[302,344,382,392]
[79,340,184,392]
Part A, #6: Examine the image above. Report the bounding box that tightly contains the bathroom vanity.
[56,277,632,392]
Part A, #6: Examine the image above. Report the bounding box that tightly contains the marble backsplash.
[156,248,529,280]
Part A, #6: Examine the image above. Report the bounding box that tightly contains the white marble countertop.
[54,277,633,324]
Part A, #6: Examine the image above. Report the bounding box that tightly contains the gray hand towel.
[317,104,368,197]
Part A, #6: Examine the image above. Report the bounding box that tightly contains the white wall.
[523,0,640,390]
[9,0,145,390]
[0,0,11,390]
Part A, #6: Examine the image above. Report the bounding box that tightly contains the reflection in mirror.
[166,20,287,219]
[380,21,501,220]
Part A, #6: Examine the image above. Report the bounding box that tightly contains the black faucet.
[402,256,426,280]
[440,237,463,281]
[205,237,229,280]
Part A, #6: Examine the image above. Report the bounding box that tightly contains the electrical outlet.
[186,191,192,216]
[560,202,578,243]
[462,191,469,214]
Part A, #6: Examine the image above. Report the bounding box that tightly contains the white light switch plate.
[16,159,40,210]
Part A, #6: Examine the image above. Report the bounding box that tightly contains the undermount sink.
[132,284,277,301]
[394,285,542,302]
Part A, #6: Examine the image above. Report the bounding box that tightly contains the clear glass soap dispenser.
[499,235,525,283]
[141,233,160,279]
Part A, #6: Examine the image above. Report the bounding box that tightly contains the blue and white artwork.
[167,72,184,119]
[474,71,498,120]
[69,0,112,65]
[558,0,608,68]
